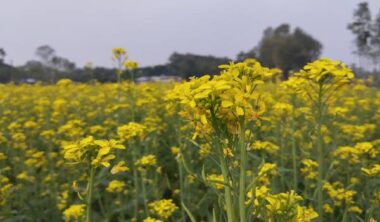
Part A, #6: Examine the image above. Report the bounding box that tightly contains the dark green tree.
[236,49,257,61]
[0,48,6,64]
[36,45,56,64]
[21,60,47,81]
[168,52,230,78]
[240,24,322,79]
[138,65,171,77]
[370,9,380,66]
[0,48,12,83]
[348,2,372,65]
[34,45,76,82]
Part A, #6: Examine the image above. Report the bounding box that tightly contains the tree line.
[0,23,323,83]
[0,1,379,83]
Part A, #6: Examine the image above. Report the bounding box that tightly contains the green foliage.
[0,48,6,64]
[348,2,372,57]
[239,24,322,79]
[168,52,230,78]
[348,2,380,68]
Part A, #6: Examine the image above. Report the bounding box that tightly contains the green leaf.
[182,202,196,222]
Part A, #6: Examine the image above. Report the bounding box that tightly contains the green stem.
[178,158,186,222]
[117,193,125,221]
[251,178,259,220]
[86,166,95,222]
[132,150,139,220]
[291,133,298,191]
[220,155,234,222]
[316,83,324,221]
[211,107,234,222]
[239,124,247,222]
[98,197,109,221]
[141,171,149,216]
[341,206,348,222]
[276,121,285,188]
[291,120,298,191]
[116,67,121,124]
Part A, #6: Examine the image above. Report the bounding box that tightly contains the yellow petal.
[200,114,207,124]
[190,100,196,108]
[236,106,244,116]
[98,147,111,156]
[221,100,233,108]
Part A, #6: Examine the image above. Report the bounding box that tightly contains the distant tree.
[35,45,56,82]
[138,65,171,77]
[51,56,76,72]
[370,9,380,67]
[168,52,230,78]
[0,48,11,83]
[348,2,373,67]
[36,45,56,65]
[0,48,6,64]
[236,49,257,61]
[34,45,76,82]
[291,28,323,68]
[93,67,117,82]
[274,24,290,36]
[21,60,49,82]
[240,24,322,79]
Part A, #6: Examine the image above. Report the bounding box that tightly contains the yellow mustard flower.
[63,204,85,222]
[148,199,178,219]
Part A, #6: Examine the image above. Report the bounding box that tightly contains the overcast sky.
[1,0,380,68]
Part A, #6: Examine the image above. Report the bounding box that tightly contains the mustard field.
[1,55,380,222]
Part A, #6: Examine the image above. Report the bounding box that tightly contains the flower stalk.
[238,123,247,222]
[86,166,95,222]
[316,82,324,220]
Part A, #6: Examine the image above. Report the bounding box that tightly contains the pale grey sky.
[1,0,380,68]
